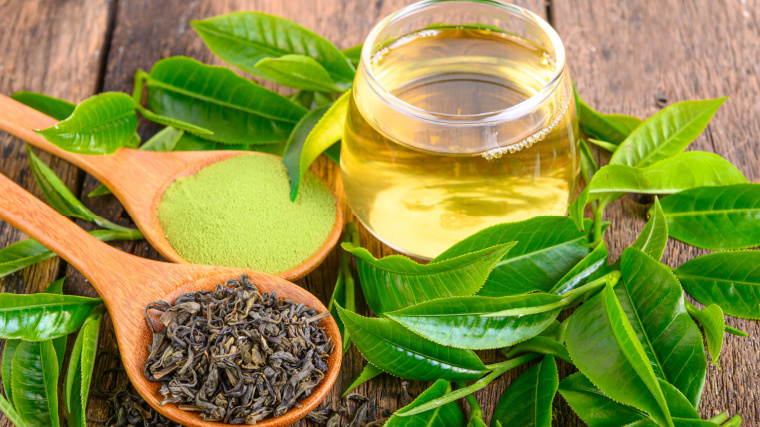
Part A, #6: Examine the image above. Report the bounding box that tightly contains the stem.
[343,223,360,313]
[483,271,619,318]
[709,411,730,424]
[725,324,749,337]
[397,353,540,417]
[593,200,606,243]
[722,415,743,427]
[132,69,148,104]
[0,394,24,427]
[564,271,620,297]
[457,382,483,422]
[93,216,144,239]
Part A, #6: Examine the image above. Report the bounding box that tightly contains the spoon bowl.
[0,94,343,280]
[0,171,342,427]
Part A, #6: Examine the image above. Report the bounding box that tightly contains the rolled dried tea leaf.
[103,387,181,427]
[144,275,334,424]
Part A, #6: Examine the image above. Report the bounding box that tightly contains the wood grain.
[552,0,760,424]
[73,1,546,425]
[0,0,113,298]
[8,0,756,426]
[0,1,113,426]
[0,94,344,282]
[0,170,342,427]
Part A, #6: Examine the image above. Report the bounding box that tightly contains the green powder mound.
[158,155,337,274]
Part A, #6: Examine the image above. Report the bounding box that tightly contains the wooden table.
[1,1,758,425]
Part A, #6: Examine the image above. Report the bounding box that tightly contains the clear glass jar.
[341,0,579,259]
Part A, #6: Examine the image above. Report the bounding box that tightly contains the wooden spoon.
[0,94,343,281]
[0,171,342,427]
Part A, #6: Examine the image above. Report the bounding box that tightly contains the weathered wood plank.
[0,1,113,425]
[76,0,547,425]
[552,0,760,424]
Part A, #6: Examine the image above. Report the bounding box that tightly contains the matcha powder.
[158,155,337,274]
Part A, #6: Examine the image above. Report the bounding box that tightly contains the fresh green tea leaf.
[255,54,349,92]
[1,339,20,407]
[27,145,95,221]
[290,90,315,109]
[287,89,350,200]
[588,138,620,153]
[336,305,489,381]
[550,240,608,295]
[329,223,360,353]
[141,126,185,152]
[655,380,708,421]
[565,282,674,427]
[0,278,66,412]
[27,146,143,236]
[632,197,668,261]
[575,86,642,144]
[610,98,727,168]
[658,184,760,250]
[385,380,467,427]
[342,43,363,67]
[492,355,558,427]
[568,187,590,231]
[87,184,112,198]
[618,248,707,406]
[436,217,597,297]
[327,278,349,350]
[131,76,214,136]
[191,12,355,82]
[0,237,56,280]
[396,353,539,417]
[342,363,384,398]
[387,293,564,349]
[65,308,103,427]
[11,341,59,426]
[344,241,513,316]
[559,372,648,427]
[64,321,83,417]
[311,92,330,107]
[144,56,308,145]
[40,341,60,427]
[0,229,143,279]
[559,373,710,427]
[685,301,726,367]
[569,152,745,231]
[12,91,75,120]
[324,141,341,163]
[0,293,102,341]
[580,151,746,204]
[283,104,332,199]
[675,251,760,320]
[44,278,68,374]
[36,92,137,155]
[503,336,570,362]
[163,132,287,155]
[78,310,101,421]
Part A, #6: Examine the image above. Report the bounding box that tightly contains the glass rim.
[359,0,567,125]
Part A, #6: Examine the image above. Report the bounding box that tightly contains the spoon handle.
[0,172,152,290]
[0,93,130,186]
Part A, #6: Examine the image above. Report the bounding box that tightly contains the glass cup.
[341,0,579,260]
